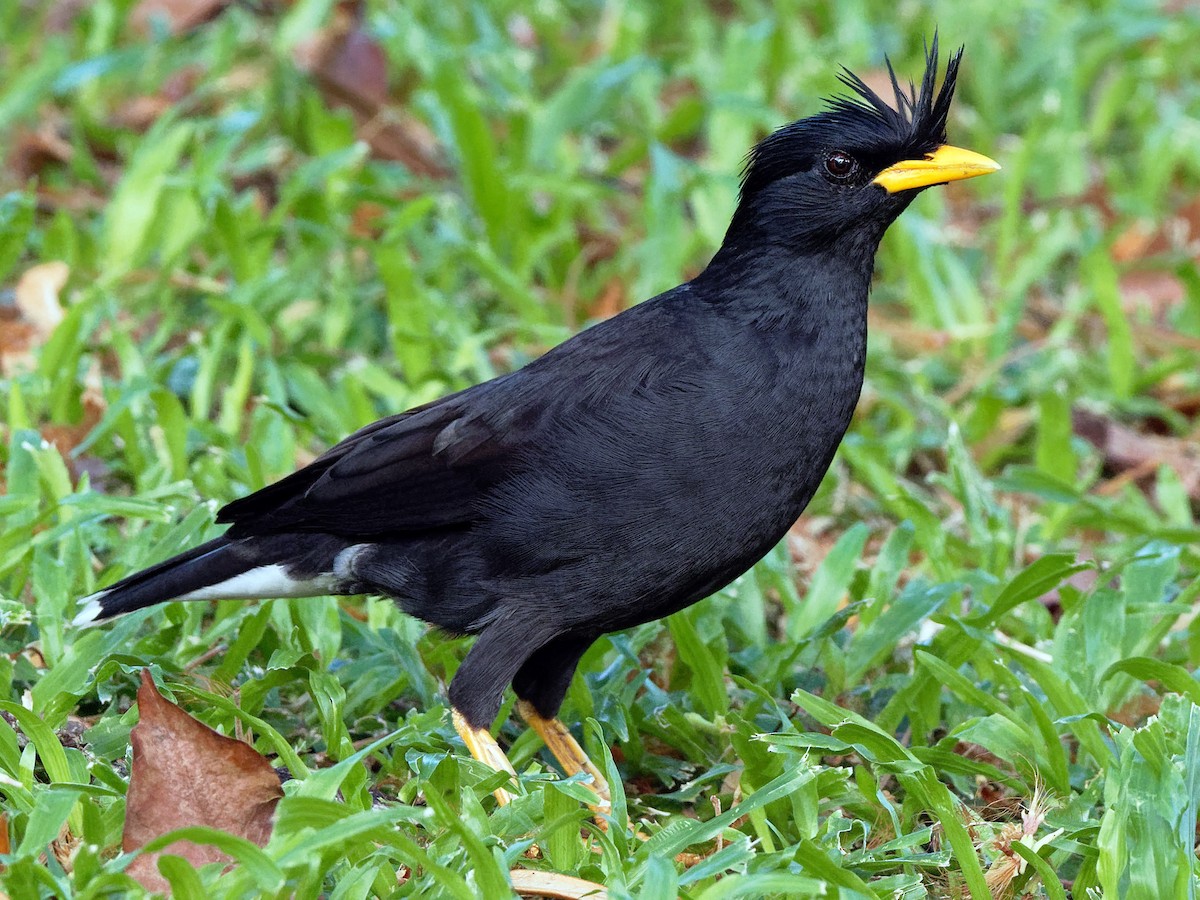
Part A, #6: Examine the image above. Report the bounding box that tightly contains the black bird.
[77,40,996,809]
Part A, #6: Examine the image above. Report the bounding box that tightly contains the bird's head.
[723,37,998,256]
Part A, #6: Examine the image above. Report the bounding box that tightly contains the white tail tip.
[71,592,109,628]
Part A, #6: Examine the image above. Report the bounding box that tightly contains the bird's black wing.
[217,377,530,538]
[218,293,691,540]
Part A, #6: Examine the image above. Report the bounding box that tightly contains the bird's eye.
[824,151,856,180]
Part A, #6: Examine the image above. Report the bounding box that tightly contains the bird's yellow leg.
[452,709,518,805]
[516,700,611,817]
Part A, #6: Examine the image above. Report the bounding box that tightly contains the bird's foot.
[451,708,518,806]
[515,700,612,822]
[453,704,646,839]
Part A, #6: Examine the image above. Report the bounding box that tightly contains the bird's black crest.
[739,35,963,201]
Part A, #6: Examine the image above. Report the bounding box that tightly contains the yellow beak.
[872,144,1000,194]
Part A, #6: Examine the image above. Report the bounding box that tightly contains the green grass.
[2,0,1200,896]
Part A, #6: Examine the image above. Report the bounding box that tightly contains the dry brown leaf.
[113,96,175,132]
[114,68,201,132]
[16,261,69,337]
[123,670,282,894]
[510,869,608,899]
[787,515,845,574]
[1,261,70,375]
[1119,269,1186,323]
[307,24,389,108]
[51,819,80,872]
[349,201,388,239]
[293,12,447,177]
[130,0,230,36]
[866,308,952,354]
[1111,197,1200,264]
[30,183,108,215]
[1073,408,1200,501]
[41,359,109,483]
[1110,220,1158,264]
[0,316,36,376]
[8,127,74,181]
[586,277,626,322]
[1108,691,1162,728]
[1164,390,1200,420]
[45,0,90,32]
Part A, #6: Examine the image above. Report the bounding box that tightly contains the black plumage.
[79,40,996,742]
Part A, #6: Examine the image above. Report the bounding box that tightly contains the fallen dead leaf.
[584,277,626,322]
[1108,690,1163,728]
[1111,197,1200,264]
[510,869,608,899]
[1163,389,1200,421]
[45,0,90,32]
[1118,269,1186,323]
[866,307,953,354]
[1,261,70,375]
[51,819,80,872]
[1110,219,1157,264]
[130,0,230,36]
[114,67,202,133]
[41,359,110,483]
[8,126,74,181]
[123,670,282,894]
[29,182,109,216]
[307,22,389,108]
[1073,408,1200,501]
[0,315,36,377]
[293,10,447,177]
[349,200,388,239]
[787,515,846,576]
[15,261,69,337]
[113,95,175,133]
[22,646,47,670]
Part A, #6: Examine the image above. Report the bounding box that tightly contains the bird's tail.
[72,534,338,626]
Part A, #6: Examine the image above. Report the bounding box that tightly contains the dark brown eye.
[824,151,855,180]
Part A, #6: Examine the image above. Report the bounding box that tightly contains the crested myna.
[77,38,997,811]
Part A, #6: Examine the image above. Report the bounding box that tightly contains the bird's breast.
[476,313,868,632]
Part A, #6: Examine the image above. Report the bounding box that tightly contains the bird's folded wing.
[217,382,521,538]
[218,301,683,539]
